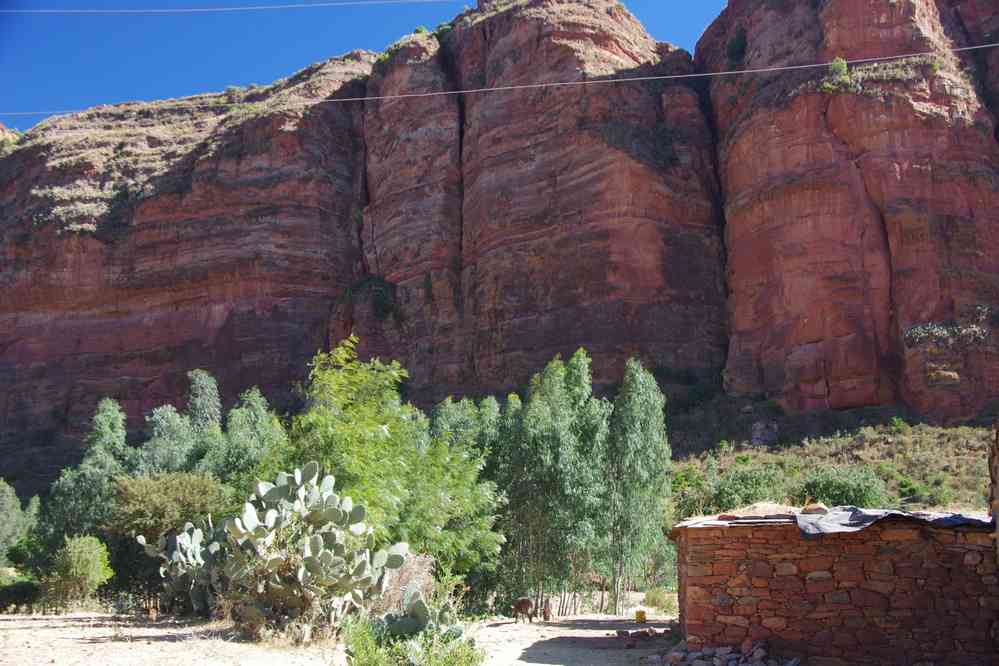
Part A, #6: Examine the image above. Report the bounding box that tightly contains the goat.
[512,597,535,623]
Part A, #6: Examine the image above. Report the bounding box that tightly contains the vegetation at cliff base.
[0,333,991,662]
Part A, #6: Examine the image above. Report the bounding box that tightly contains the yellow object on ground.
[635,610,647,624]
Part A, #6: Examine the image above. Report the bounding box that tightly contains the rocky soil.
[2,0,999,494]
[0,613,347,666]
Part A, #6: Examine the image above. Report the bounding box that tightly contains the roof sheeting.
[671,506,994,539]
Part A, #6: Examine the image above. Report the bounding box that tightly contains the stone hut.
[992,429,998,565]
[670,507,998,665]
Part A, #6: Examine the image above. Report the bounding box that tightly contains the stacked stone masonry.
[673,520,999,665]
[992,430,998,566]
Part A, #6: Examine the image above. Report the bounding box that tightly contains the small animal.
[542,598,552,622]
[512,597,535,623]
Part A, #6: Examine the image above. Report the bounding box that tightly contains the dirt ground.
[472,614,679,666]
[0,613,347,666]
[0,610,678,666]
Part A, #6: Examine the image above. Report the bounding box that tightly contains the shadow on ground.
[0,614,226,643]
[510,619,680,666]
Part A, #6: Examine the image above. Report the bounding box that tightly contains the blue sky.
[0,0,727,131]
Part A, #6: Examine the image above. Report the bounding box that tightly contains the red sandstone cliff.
[1,0,998,492]
[698,0,999,417]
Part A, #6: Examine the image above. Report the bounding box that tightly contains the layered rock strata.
[698,0,999,416]
[3,0,999,493]
[0,54,373,487]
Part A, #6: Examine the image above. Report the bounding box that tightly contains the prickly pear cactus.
[379,588,464,641]
[137,517,225,617]
[222,461,408,639]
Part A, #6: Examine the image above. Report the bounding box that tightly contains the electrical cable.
[1,41,996,122]
[0,0,461,15]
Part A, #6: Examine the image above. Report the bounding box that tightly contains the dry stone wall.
[673,519,999,665]
[992,429,998,565]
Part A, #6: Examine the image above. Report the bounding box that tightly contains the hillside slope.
[1,0,998,493]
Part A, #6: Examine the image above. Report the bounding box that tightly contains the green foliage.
[413,25,429,34]
[140,405,198,474]
[110,472,232,541]
[43,444,125,547]
[0,479,38,565]
[605,358,670,612]
[341,277,403,322]
[378,588,463,639]
[792,465,890,508]
[0,579,41,609]
[47,536,113,602]
[483,350,613,601]
[197,387,290,493]
[291,337,502,573]
[890,416,911,434]
[186,369,222,433]
[829,56,849,78]
[0,130,22,158]
[7,535,48,578]
[36,378,287,592]
[343,613,485,666]
[674,417,990,514]
[727,26,747,65]
[672,458,787,521]
[642,587,677,615]
[220,463,408,640]
[137,517,227,616]
[713,463,786,511]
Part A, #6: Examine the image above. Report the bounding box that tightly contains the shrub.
[793,465,889,508]
[47,536,113,602]
[727,26,748,65]
[890,416,911,434]
[342,613,485,666]
[712,463,786,511]
[6,535,49,578]
[0,580,41,609]
[829,56,849,78]
[642,587,677,614]
[110,472,232,541]
[0,131,20,158]
[0,479,38,565]
[413,25,429,34]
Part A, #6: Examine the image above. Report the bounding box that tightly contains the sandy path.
[0,613,346,666]
[472,614,679,666]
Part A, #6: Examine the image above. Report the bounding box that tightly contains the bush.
[727,26,748,64]
[342,613,485,666]
[0,579,41,610]
[829,56,849,78]
[793,465,889,508]
[712,463,786,511]
[110,472,232,541]
[47,536,113,602]
[0,479,38,565]
[642,588,677,615]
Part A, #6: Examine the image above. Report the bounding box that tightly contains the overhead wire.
[0,0,461,14]
[1,41,997,123]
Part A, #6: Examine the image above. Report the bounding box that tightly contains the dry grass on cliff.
[671,403,992,514]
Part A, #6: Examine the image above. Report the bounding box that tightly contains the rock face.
[342,0,727,402]
[2,0,999,492]
[0,54,373,488]
[698,0,999,416]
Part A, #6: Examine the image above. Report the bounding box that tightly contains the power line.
[2,41,997,121]
[0,0,460,14]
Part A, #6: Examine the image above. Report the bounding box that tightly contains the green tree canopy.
[290,336,502,573]
[604,358,670,612]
